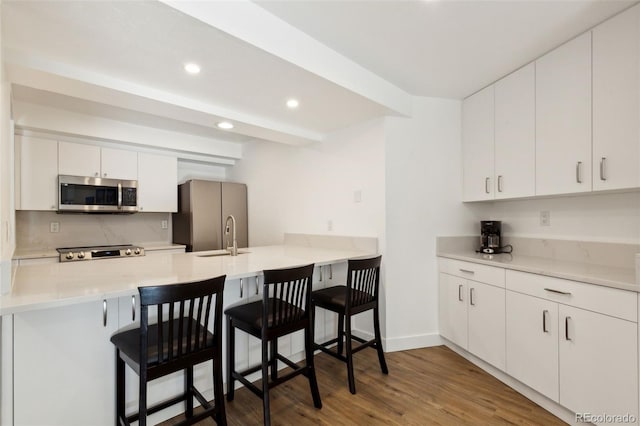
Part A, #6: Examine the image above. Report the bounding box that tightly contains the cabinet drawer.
[506,270,636,322]
[438,258,505,288]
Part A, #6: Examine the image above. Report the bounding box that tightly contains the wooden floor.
[161,345,566,425]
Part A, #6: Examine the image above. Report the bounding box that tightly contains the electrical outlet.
[50,222,60,233]
[161,220,168,229]
[540,211,551,226]
[327,220,333,231]
[353,190,362,203]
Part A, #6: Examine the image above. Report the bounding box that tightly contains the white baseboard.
[352,328,443,353]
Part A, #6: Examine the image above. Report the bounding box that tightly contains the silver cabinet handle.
[485,177,490,194]
[240,278,244,298]
[576,161,582,183]
[329,264,333,280]
[95,172,99,177]
[459,269,475,274]
[497,175,503,192]
[600,157,607,181]
[319,266,323,282]
[255,276,259,295]
[544,288,571,295]
[103,299,107,327]
[565,316,572,341]
[103,172,107,177]
[132,295,136,322]
[542,310,549,333]
[469,287,476,306]
[458,284,463,302]
[117,182,122,210]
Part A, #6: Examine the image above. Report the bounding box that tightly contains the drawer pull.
[329,264,333,280]
[132,295,136,321]
[600,157,607,181]
[542,310,549,333]
[319,266,323,282]
[485,177,490,194]
[544,288,571,295]
[255,276,259,295]
[103,299,107,327]
[565,316,572,341]
[458,285,463,302]
[576,161,582,184]
[469,287,476,306]
[240,278,244,298]
[459,269,475,274]
[497,175,504,193]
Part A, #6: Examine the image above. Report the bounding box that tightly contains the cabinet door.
[462,85,494,201]
[137,152,178,212]
[16,135,58,211]
[101,147,137,180]
[559,305,638,423]
[438,273,468,349]
[536,32,592,196]
[14,299,118,426]
[467,281,505,370]
[494,63,535,199]
[593,4,640,191]
[506,291,559,402]
[58,141,101,177]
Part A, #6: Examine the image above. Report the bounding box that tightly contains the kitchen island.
[1,234,377,426]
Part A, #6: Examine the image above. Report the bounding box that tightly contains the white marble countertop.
[1,244,372,315]
[438,249,637,292]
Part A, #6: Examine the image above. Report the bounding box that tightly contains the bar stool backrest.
[262,264,314,331]
[347,255,382,311]
[138,276,226,376]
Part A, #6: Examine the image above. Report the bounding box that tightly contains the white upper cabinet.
[494,63,535,199]
[100,147,138,180]
[137,152,177,212]
[592,5,640,191]
[535,32,592,196]
[462,85,494,201]
[16,135,58,211]
[58,142,137,180]
[58,141,101,177]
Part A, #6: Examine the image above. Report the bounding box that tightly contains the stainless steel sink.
[196,250,249,258]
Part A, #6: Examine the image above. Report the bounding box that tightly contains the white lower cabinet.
[438,259,506,370]
[558,304,638,423]
[13,299,119,426]
[506,291,559,401]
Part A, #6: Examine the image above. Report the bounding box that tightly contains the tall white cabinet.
[15,135,58,211]
[592,4,640,191]
[137,152,178,212]
[536,32,592,196]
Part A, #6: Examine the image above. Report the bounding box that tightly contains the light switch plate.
[540,211,551,226]
[161,220,168,229]
[50,222,60,233]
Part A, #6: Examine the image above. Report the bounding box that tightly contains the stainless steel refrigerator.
[172,180,248,252]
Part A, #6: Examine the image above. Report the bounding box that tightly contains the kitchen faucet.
[225,214,238,256]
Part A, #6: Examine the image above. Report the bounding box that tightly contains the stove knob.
[125,248,132,256]
[134,248,141,255]
[65,252,74,260]
[77,251,85,259]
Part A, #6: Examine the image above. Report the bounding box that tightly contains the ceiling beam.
[160,0,413,117]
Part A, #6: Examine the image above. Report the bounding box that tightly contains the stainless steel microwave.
[58,175,138,213]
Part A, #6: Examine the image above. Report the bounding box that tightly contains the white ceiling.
[2,0,636,146]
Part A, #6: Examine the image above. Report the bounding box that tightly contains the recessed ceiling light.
[217,121,234,130]
[286,98,300,109]
[184,63,201,74]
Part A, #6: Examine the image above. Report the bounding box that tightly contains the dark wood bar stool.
[311,255,388,394]
[225,264,321,425]
[110,276,227,426]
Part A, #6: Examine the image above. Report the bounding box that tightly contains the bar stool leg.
[226,317,236,401]
[116,351,125,426]
[337,314,344,355]
[270,338,278,380]
[213,355,228,426]
[261,337,272,426]
[373,306,388,374]
[344,315,356,394]
[139,372,148,426]
[305,324,322,408]
[185,366,194,417]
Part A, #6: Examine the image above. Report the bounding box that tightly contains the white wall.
[384,97,477,351]
[468,192,640,244]
[228,118,386,248]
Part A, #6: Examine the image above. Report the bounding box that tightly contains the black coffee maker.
[480,220,504,254]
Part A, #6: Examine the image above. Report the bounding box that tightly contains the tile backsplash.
[16,211,172,249]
